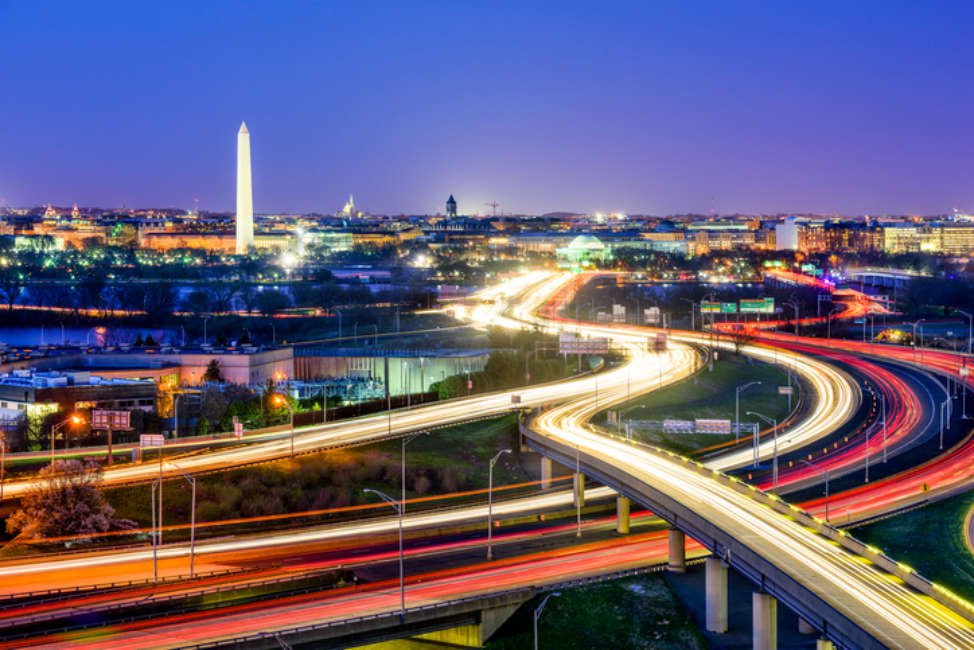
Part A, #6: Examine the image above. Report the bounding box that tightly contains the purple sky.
[0,1,972,216]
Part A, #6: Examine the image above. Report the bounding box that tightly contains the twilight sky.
[0,1,972,216]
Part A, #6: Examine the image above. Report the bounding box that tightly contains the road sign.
[740,298,775,314]
[778,386,794,395]
[139,434,165,448]
[644,307,660,324]
[92,410,132,431]
[694,419,732,435]
[558,333,609,355]
[612,304,626,323]
[662,419,695,434]
[721,302,738,313]
[700,301,721,314]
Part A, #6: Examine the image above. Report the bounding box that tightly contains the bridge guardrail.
[539,422,974,627]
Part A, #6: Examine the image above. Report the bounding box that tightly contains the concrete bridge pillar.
[540,457,552,489]
[816,638,835,650]
[798,618,815,635]
[752,591,777,650]
[705,558,728,633]
[615,495,630,534]
[573,472,585,508]
[667,528,686,573]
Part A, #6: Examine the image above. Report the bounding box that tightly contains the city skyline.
[1,2,973,216]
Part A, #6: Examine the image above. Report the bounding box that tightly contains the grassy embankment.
[106,415,526,534]
[854,491,974,602]
[486,575,706,650]
[598,355,797,455]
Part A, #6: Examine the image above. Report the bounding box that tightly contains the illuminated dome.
[556,234,611,269]
[567,235,605,251]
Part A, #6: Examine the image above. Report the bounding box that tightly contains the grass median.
[597,355,798,455]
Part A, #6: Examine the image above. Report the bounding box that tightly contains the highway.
[0,271,859,497]
[0,532,697,650]
[527,351,974,648]
[2,271,971,648]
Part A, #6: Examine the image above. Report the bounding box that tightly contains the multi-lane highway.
[2,270,972,648]
[509,276,974,648]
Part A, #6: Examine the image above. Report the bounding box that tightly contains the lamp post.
[50,414,83,467]
[747,411,778,492]
[364,488,405,622]
[827,306,841,339]
[679,297,695,331]
[166,460,197,578]
[533,592,561,650]
[785,298,800,337]
[881,392,887,462]
[940,398,949,450]
[910,319,924,362]
[151,478,160,583]
[956,309,973,356]
[575,445,582,538]
[271,394,295,457]
[735,381,762,443]
[961,361,970,420]
[174,394,183,439]
[487,448,512,560]
[401,432,429,516]
[0,434,5,502]
[798,459,830,522]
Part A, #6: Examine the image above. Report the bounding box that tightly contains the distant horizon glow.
[0,2,972,216]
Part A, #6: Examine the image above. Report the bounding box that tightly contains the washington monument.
[235,121,254,254]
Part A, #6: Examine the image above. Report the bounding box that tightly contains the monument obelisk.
[235,121,254,254]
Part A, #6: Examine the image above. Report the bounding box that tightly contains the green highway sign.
[720,302,738,313]
[739,297,775,314]
[700,301,721,313]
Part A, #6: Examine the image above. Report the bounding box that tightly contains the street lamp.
[798,458,830,522]
[533,591,561,650]
[165,460,197,578]
[961,360,970,420]
[785,299,801,337]
[0,433,5,502]
[679,297,696,331]
[202,314,210,346]
[827,306,841,340]
[271,394,295,457]
[956,309,973,356]
[50,414,84,466]
[735,381,762,443]
[487,448,512,560]
[363,488,406,622]
[940,398,950,450]
[910,319,925,362]
[747,411,778,492]
[401,432,429,516]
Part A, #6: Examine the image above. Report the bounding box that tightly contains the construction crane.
[484,201,500,217]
